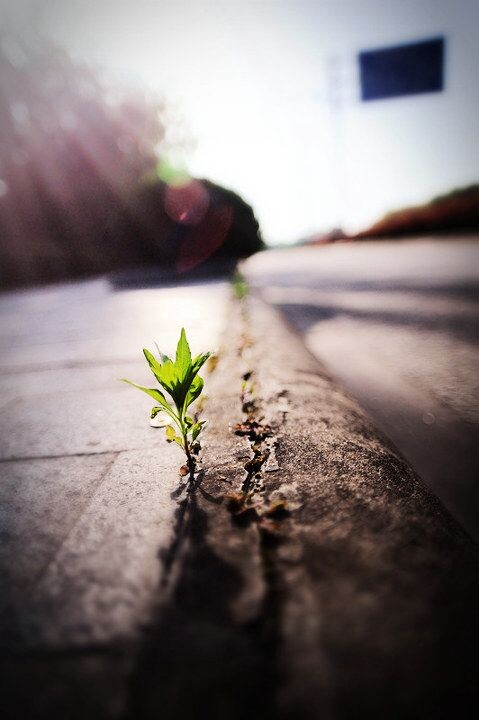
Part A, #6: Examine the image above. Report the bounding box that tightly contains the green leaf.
[160,360,177,390]
[165,425,184,448]
[191,421,205,441]
[184,374,204,409]
[165,425,176,441]
[143,348,163,383]
[145,352,180,405]
[175,328,192,380]
[120,378,172,411]
[122,329,210,461]
[152,360,179,401]
[154,341,171,364]
[191,352,211,375]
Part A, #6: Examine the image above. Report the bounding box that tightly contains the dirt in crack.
[227,360,290,535]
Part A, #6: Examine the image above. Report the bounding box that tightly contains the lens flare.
[176,203,233,273]
[164,179,210,226]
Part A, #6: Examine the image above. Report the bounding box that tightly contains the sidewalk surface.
[1,275,478,719]
[0,278,228,672]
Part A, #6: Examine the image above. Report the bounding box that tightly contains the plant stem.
[183,431,196,481]
[177,402,196,483]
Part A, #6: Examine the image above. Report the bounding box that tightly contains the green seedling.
[232,270,249,300]
[121,328,210,479]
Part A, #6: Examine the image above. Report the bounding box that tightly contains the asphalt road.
[244,237,479,541]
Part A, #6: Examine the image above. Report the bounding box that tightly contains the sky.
[2,0,479,244]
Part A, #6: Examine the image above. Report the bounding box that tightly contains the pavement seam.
[0,449,127,463]
[236,294,333,717]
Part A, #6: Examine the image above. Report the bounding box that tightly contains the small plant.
[232,270,249,300]
[121,329,210,479]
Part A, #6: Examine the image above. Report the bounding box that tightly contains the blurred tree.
[0,31,262,289]
[0,31,165,287]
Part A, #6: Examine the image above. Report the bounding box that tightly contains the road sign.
[359,37,445,101]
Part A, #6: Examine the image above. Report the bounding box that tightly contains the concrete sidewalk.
[0,277,230,715]
[1,279,478,719]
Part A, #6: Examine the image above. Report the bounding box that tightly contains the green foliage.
[121,329,210,473]
[232,270,249,299]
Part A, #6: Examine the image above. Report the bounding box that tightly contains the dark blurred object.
[355,184,479,238]
[359,36,444,101]
[0,33,262,290]
[113,177,263,285]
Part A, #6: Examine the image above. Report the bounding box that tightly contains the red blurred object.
[177,203,233,273]
[164,180,210,226]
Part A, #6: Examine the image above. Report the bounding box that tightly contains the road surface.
[244,236,479,540]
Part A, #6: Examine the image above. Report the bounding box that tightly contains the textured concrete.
[0,453,115,636]
[0,359,146,405]
[0,278,227,371]
[4,447,182,650]
[0,387,155,459]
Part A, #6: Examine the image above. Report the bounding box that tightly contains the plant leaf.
[156,360,179,397]
[154,341,171,364]
[120,379,182,430]
[184,374,204,409]
[143,348,163,383]
[120,378,172,410]
[191,352,211,375]
[175,328,192,380]
[165,425,184,448]
[145,347,181,400]
[165,425,176,441]
[191,421,205,441]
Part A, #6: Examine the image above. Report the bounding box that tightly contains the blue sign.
[359,37,445,101]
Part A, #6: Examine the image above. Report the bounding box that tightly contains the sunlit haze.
[3,0,479,243]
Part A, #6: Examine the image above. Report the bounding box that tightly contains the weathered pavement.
[1,277,479,718]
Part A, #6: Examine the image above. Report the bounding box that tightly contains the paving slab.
[0,359,146,406]
[18,445,182,649]
[0,278,228,371]
[0,453,116,644]
[0,387,159,459]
